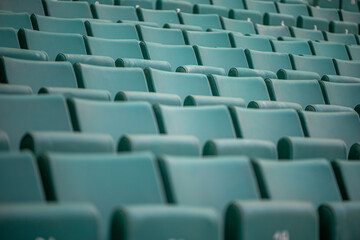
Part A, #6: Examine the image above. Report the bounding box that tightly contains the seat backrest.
[39,152,164,240]
[159,156,259,214]
[145,67,212,102]
[221,17,255,34]
[340,0,360,12]
[141,42,198,71]
[194,46,248,73]
[320,81,360,108]
[324,32,357,45]
[0,152,44,203]
[253,159,342,207]
[74,63,148,100]
[0,27,19,48]
[309,41,349,60]
[68,99,159,142]
[256,24,291,38]
[0,56,77,93]
[31,14,87,35]
[309,6,340,21]
[0,0,44,15]
[230,34,273,52]
[290,55,337,76]
[346,45,360,61]
[179,13,222,30]
[332,161,360,201]
[266,79,325,109]
[43,0,93,19]
[0,12,32,29]
[276,2,309,18]
[213,0,245,10]
[290,26,325,41]
[271,40,312,55]
[333,59,360,78]
[84,36,143,60]
[85,21,139,40]
[0,95,72,150]
[299,111,360,152]
[91,4,138,22]
[246,0,277,14]
[137,25,184,45]
[18,28,86,61]
[209,75,270,105]
[0,47,48,61]
[137,9,180,26]
[184,31,231,48]
[246,49,292,73]
[154,105,236,146]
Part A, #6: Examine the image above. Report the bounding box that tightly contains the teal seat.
[323,31,358,45]
[0,204,100,240]
[56,53,115,67]
[221,17,256,34]
[117,0,154,9]
[271,40,312,55]
[209,75,270,105]
[183,31,231,48]
[159,156,260,214]
[84,36,143,60]
[0,47,48,61]
[18,29,86,61]
[333,59,360,78]
[315,0,340,8]
[42,0,93,19]
[230,107,304,144]
[116,91,181,106]
[0,0,44,15]
[137,8,180,27]
[31,14,87,35]
[39,152,165,240]
[156,0,193,13]
[340,0,359,12]
[86,22,138,40]
[230,34,273,51]
[289,26,325,41]
[154,105,236,147]
[194,46,248,74]
[0,83,32,95]
[290,55,337,77]
[320,81,360,108]
[0,152,44,202]
[179,13,222,30]
[136,25,185,45]
[245,49,292,74]
[346,45,360,60]
[115,58,172,71]
[0,132,10,151]
[332,161,360,200]
[341,10,360,24]
[255,24,291,38]
[90,4,138,22]
[0,12,32,29]
[253,159,342,207]
[309,41,349,60]
[0,57,77,93]
[68,99,158,142]
[74,63,148,100]
[145,67,211,103]
[266,79,325,109]
[0,27,19,48]
[192,1,228,17]
[0,95,72,150]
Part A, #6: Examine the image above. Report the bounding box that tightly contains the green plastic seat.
[332,161,360,200]
[230,33,273,51]
[18,29,86,61]
[38,152,165,240]
[320,81,360,108]
[91,4,138,22]
[156,0,193,13]
[56,53,115,67]
[309,41,349,60]
[68,99,159,142]
[0,47,48,61]
[85,21,138,40]
[0,83,32,95]
[0,152,44,202]
[340,0,359,12]
[31,14,87,35]
[0,12,32,29]
[0,0,44,15]
[193,2,229,17]
[290,26,325,41]
[137,8,180,27]
[221,17,256,34]
[333,59,360,78]
[340,10,360,24]
[136,25,184,45]
[43,0,93,19]
[230,107,304,144]
[115,58,172,71]
[183,31,231,48]
[0,27,19,48]
[117,0,154,9]
[84,36,143,60]
[209,75,270,105]
[0,204,100,240]
[314,0,340,8]
[253,159,342,207]
[179,13,222,30]
[271,40,312,55]
[290,55,336,77]
[145,67,211,103]
[266,79,325,109]
[159,156,260,214]
[0,57,77,93]
[0,95,72,150]
[323,31,358,45]
[346,45,360,61]
[299,111,360,153]
[255,24,292,38]
[245,49,292,74]
[154,105,236,147]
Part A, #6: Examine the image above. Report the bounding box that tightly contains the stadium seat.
[0,12,33,29]
[0,83,32,95]
[179,13,222,30]
[0,152,44,202]
[0,204,100,240]
[91,4,138,22]
[115,57,172,71]
[255,24,291,38]
[245,49,292,74]
[309,41,350,60]
[18,29,87,61]
[0,95,72,150]
[155,0,193,13]
[115,91,181,106]
[320,81,360,108]
[57,53,115,67]
[0,47,48,61]
[290,55,337,77]
[137,8,180,27]
[332,160,360,200]
[323,31,358,45]
[289,26,325,41]
[229,34,273,51]
[136,25,184,45]
[271,40,312,55]
[183,31,231,48]
[0,27,20,48]
[220,17,256,34]
[117,0,154,9]
[85,21,139,40]
[333,59,360,78]
[315,0,340,9]
[42,0,93,19]
[346,44,360,60]
[31,14,87,35]
[192,1,228,17]
[340,9,360,24]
